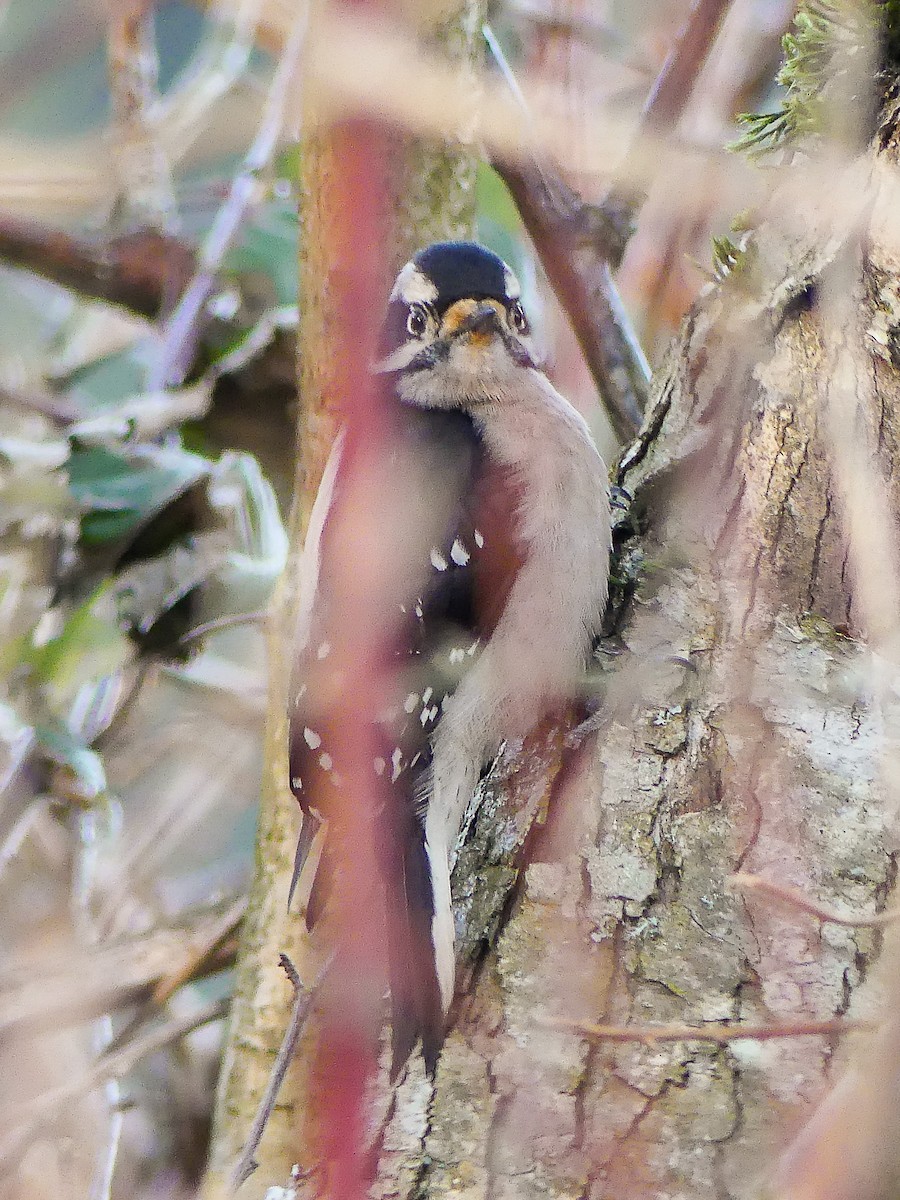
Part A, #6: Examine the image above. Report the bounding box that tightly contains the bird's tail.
[377,790,447,1079]
[288,786,449,1077]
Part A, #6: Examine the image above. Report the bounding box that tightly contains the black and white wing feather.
[288,404,509,1075]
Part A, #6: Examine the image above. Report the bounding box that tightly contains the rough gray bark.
[360,82,900,1200]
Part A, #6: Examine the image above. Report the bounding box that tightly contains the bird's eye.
[510,301,529,334]
[407,305,429,338]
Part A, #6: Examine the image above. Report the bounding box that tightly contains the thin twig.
[155,0,261,161]
[0,796,48,883]
[99,895,247,1059]
[730,872,900,928]
[179,609,268,647]
[152,894,248,1005]
[229,952,335,1193]
[0,382,79,424]
[542,1015,872,1045]
[151,0,310,389]
[106,0,178,231]
[0,998,228,1172]
[72,801,126,1200]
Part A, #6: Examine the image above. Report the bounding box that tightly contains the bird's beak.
[440,298,505,347]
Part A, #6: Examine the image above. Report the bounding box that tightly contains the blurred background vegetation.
[0,0,805,1195]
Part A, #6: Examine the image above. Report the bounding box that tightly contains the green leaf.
[224,198,299,307]
[29,583,129,692]
[34,720,106,798]
[68,443,210,546]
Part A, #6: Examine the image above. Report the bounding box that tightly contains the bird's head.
[375,241,540,408]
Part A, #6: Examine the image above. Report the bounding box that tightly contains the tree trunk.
[361,78,900,1200]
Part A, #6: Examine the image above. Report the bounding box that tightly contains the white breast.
[473,369,611,731]
[428,368,611,848]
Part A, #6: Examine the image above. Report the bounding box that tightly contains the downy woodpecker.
[289,241,611,1076]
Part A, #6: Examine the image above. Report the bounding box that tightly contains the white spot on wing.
[404,692,419,714]
[316,641,331,660]
[303,727,321,749]
[422,686,433,704]
[450,538,470,566]
[391,748,404,781]
[319,752,333,770]
[430,548,448,571]
[474,529,485,548]
[374,757,386,776]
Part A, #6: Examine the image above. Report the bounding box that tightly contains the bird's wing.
[289,403,518,1073]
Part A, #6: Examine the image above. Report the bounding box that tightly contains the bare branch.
[106,0,178,230]
[484,26,648,441]
[229,952,334,1193]
[150,0,309,388]
[486,0,734,442]
[493,158,648,441]
[730,872,900,928]
[0,997,228,1173]
[0,215,194,318]
[0,904,239,1039]
[544,1016,871,1045]
[640,0,734,133]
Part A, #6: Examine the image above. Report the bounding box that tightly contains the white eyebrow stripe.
[390,261,438,305]
[503,266,521,299]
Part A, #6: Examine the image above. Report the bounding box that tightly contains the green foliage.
[34,719,107,797]
[475,163,525,281]
[69,443,210,546]
[883,0,900,63]
[711,235,745,281]
[732,0,887,156]
[223,196,299,310]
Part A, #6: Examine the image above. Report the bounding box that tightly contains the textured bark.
[360,83,900,1200]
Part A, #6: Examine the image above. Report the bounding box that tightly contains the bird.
[288,240,612,1077]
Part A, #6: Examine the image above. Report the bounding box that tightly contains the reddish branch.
[0,215,194,319]
[493,161,646,442]
[492,0,734,442]
[546,1016,872,1045]
[731,872,900,928]
[640,0,734,131]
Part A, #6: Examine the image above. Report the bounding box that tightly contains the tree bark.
[360,78,900,1200]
